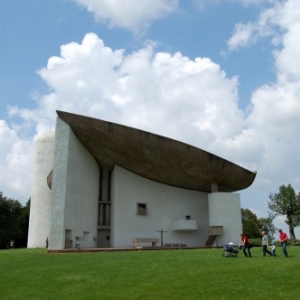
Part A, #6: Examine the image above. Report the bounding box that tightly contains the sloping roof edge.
[56,110,256,193]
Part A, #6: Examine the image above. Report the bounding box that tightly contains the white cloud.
[226,0,284,51]
[10,34,245,150]
[227,22,258,50]
[230,0,300,222]
[2,0,300,225]
[8,33,259,200]
[72,0,179,34]
[0,120,33,203]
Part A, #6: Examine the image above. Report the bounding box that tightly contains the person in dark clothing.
[240,233,251,257]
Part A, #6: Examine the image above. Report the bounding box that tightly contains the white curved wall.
[111,165,209,248]
[28,131,55,248]
[49,118,99,250]
[28,118,246,250]
[208,193,242,246]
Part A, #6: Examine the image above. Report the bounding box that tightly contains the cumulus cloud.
[5,31,259,202]
[226,0,284,51]
[0,120,33,203]
[71,0,179,34]
[239,0,300,202]
[3,0,300,235]
[10,33,250,162]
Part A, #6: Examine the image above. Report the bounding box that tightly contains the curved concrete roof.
[56,110,256,193]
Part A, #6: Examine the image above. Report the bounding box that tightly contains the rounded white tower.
[27,131,55,248]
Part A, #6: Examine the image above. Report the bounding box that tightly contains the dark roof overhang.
[56,110,256,193]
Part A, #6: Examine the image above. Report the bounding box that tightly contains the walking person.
[46,237,49,248]
[278,229,288,257]
[240,233,251,257]
[261,231,273,256]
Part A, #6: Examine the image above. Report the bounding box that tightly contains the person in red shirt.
[240,233,251,257]
[278,229,288,257]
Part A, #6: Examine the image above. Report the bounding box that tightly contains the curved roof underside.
[56,111,256,193]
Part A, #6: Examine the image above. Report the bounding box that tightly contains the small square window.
[137,203,147,215]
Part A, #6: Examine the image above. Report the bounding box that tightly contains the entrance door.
[97,229,110,248]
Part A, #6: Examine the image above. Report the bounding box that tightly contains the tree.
[0,192,22,249]
[16,198,31,248]
[241,208,261,238]
[268,184,300,245]
[258,216,276,239]
[0,192,30,249]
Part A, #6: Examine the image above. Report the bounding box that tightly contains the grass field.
[1,246,300,300]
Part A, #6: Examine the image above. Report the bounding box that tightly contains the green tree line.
[241,208,276,239]
[0,191,30,249]
[242,184,300,245]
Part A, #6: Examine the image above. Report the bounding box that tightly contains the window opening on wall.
[137,203,147,215]
[186,215,191,220]
[98,167,111,227]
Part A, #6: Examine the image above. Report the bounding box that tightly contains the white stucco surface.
[29,115,251,251]
[208,193,242,246]
[111,165,209,248]
[28,131,55,248]
[49,118,99,250]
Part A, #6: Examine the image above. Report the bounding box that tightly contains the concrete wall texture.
[28,116,244,250]
[111,165,209,247]
[208,193,242,246]
[49,118,99,250]
[27,131,55,248]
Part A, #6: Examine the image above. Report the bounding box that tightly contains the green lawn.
[0,247,299,299]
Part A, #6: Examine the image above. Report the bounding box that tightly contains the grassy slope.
[0,247,300,300]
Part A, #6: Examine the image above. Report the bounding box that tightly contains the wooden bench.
[133,238,159,248]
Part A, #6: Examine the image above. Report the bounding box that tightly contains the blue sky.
[1,0,275,115]
[1,0,300,235]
